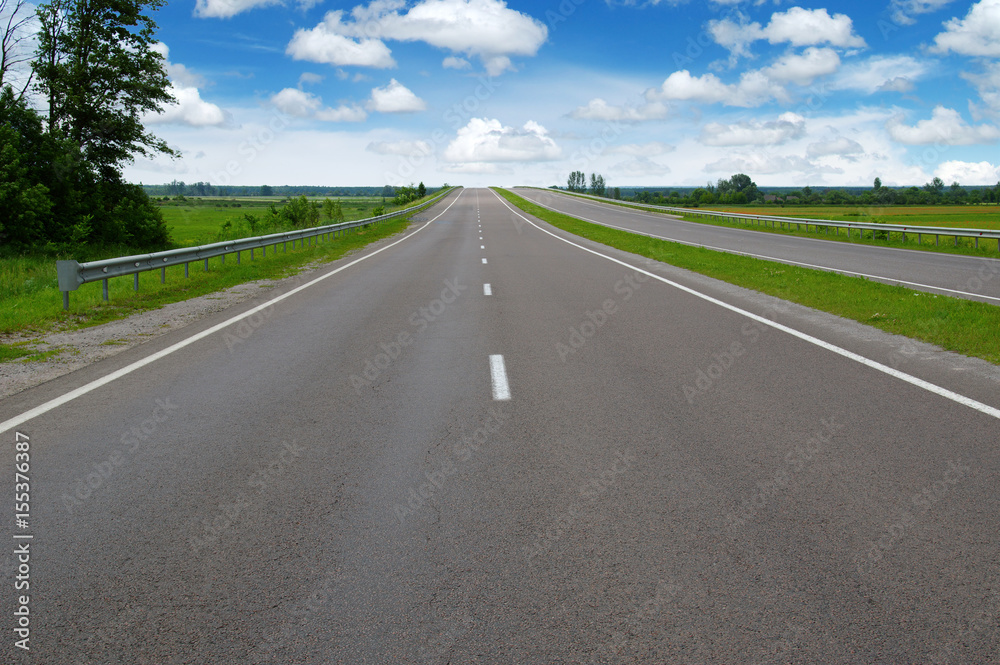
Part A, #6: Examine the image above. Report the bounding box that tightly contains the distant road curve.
[513,188,1000,305]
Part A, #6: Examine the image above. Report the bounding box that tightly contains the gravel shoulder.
[0,261,327,400]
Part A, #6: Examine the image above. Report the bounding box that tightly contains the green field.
[157,196,394,247]
[707,204,1000,230]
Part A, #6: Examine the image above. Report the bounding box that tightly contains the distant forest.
[142,181,439,199]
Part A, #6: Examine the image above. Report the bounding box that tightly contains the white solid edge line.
[490,354,511,400]
[525,191,1000,304]
[0,190,467,436]
[484,283,492,295]
[492,189,1000,421]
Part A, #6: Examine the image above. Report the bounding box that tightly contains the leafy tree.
[567,170,586,192]
[589,173,606,197]
[417,181,426,198]
[259,184,273,196]
[0,0,37,99]
[33,0,176,182]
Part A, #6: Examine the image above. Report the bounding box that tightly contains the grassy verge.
[0,218,412,352]
[496,188,1000,365]
[537,189,1000,259]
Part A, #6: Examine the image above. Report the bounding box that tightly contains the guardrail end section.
[56,260,82,293]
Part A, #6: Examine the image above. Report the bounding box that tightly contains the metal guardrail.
[541,189,1000,253]
[57,188,455,310]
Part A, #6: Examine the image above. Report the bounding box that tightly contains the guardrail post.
[134,273,139,292]
[103,279,108,301]
[237,251,241,264]
[185,263,189,278]
[62,291,69,310]
[161,267,166,284]
[204,258,208,271]
[251,248,254,260]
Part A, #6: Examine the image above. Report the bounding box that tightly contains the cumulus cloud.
[963,62,1000,118]
[443,56,471,70]
[806,137,865,159]
[287,13,396,68]
[763,47,840,85]
[269,87,368,122]
[932,0,1000,56]
[286,0,547,75]
[443,118,561,163]
[887,106,1000,145]
[194,0,319,19]
[146,43,227,127]
[569,98,669,122]
[367,79,426,113]
[646,70,787,108]
[831,55,928,94]
[700,113,806,146]
[890,0,956,25]
[934,159,1000,184]
[709,7,865,57]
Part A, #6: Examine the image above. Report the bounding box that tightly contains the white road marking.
[482,258,488,264]
[484,283,492,295]
[0,191,468,435]
[489,354,511,400]
[492,189,1000,422]
[481,245,485,249]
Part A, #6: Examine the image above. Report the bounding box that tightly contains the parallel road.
[513,187,1000,304]
[1,187,999,663]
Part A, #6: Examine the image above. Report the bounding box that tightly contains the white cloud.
[763,48,840,86]
[932,0,1000,56]
[832,55,928,95]
[366,140,434,156]
[194,0,278,19]
[569,98,669,122]
[315,105,368,122]
[146,43,226,127]
[709,7,865,57]
[605,142,676,157]
[647,70,787,108]
[367,79,427,113]
[700,113,806,146]
[443,118,561,163]
[443,56,471,70]
[806,136,865,158]
[298,72,324,86]
[286,12,397,68]
[763,7,866,48]
[887,106,1000,145]
[270,88,321,117]
[706,153,843,176]
[269,87,368,122]
[890,0,956,25]
[288,0,547,75]
[963,62,1000,118]
[877,77,914,93]
[934,160,1000,184]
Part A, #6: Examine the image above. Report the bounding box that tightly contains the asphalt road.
[2,187,999,663]
[513,187,1000,305]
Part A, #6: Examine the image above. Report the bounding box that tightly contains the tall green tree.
[33,0,176,182]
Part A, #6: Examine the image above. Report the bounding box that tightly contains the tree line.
[1,0,176,255]
[563,171,1000,208]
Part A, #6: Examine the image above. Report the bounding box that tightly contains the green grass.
[158,196,404,247]
[543,190,1000,258]
[0,217,412,340]
[497,188,1000,365]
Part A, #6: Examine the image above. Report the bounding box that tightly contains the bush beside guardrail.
[56,188,455,310]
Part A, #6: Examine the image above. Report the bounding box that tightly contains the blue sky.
[121,0,1000,188]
